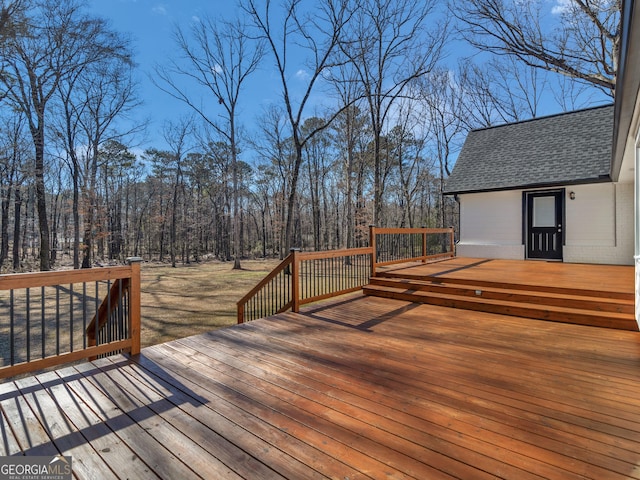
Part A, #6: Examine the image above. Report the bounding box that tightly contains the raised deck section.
[365,258,637,330]
[1,295,640,479]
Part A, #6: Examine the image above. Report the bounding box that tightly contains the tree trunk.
[284,143,304,253]
[72,160,80,269]
[170,168,180,268]
[34,127,50,271]
[50,190,60,265]
[231,130,242,269]
[12,187,22,270]
[0,184,12,267]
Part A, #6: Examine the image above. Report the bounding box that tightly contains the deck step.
[363,279,638,331]
[377,270,635,301]
[367,277,634,314]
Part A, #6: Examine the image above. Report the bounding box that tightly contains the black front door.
[526,191,563,260]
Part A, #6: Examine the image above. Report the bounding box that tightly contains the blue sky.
[87,0,611,157]
[87,0,459,154]
[88,0,189,123]
[88,0,276,151]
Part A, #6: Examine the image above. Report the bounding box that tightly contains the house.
[444,104,634,265]
[445,0,640,327]
[613,0,640,324]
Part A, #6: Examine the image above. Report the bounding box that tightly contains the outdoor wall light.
[569,191,576,200]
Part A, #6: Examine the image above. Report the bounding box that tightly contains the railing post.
[369,225,377,278]
[127,257,143,356]
[422,226,427,263]
[449,227,455,256]
[237,303,245,324]
[290,249,301,313]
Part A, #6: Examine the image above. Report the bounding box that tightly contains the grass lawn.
[139,259,281,347]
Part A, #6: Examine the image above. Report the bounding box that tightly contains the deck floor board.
[1,287,640,479]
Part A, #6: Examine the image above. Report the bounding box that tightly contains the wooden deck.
[378,257,635,295]
[367,258,637,330]
[1,294,640,479]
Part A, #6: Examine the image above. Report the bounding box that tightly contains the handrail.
[86,277,130,361]
[293,246,372,260]
[296,247,372,307]
[237,247,372,323]
[370,225,455,275]
[87,277,130,345]
[89,257,142,356]
[237,227,456,323]
[0,257,142,379]
[237,254,294,323]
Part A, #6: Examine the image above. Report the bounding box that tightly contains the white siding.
[457,191,524,260]
[564,183,615,246]
[630,86,640,329]
[456,183,633,265]
[563,182,633,264]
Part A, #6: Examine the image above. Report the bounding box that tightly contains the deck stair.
[363,273,637,331]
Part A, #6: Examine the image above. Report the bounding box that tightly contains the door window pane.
[533,196,556,227]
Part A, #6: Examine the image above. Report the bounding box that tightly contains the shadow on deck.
[1,290,639,479]
[366,257,637,331]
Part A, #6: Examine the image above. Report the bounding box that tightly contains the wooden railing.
[237,247,372,323]
[237,227,455,323]
[237,254,295,323]
[295,247,372,307]
[370,226,455,274]
[0,257,142,378]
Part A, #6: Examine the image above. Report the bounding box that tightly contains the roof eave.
[611,0,640,180]
[444,175,612,196]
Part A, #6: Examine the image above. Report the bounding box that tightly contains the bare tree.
[386,102,430,228]
[329,61,370,249]
[155,16,264,269]
[0,0,24,33]
[459,56,548,128]
[241,0,352,254]
[301,116,333,250]
[250,105,296,258]
[0,113,29,268]
[55,50,137,268]
[161,117,195,268]
[340,0,446,226]
[0,0,29,101]
[417,69,467,228]
[1,0,131,270]
[452,0,621,97]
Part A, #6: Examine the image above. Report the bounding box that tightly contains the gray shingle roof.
[444,104,614,194]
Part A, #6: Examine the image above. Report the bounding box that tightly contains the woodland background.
[0,0,618,271]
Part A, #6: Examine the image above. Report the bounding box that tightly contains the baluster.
[70,284,74,352]
[82,282,87,349]
[106,280,112,344]
[9,290,14,365]
[94,281,100,346]
[56,285,60,355]
[118,280,123,342]
[26,288,30,362]
[41,286,45,359]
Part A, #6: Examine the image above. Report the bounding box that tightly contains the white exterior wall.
[636,141,640,330]
[633,115,640,329]
[456,191,525,259]
[457,183,633,265]
[563,182,634,265]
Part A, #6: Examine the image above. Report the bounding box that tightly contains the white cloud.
[551,0,616,16]
[152,4,168,15]
[551,0,571,15]
[295,69,310,81]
